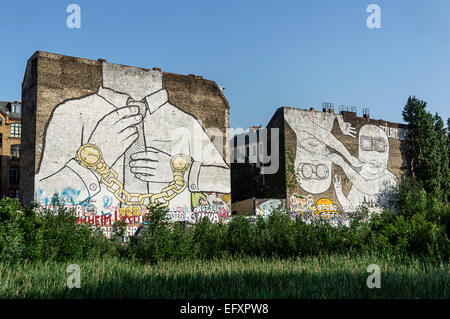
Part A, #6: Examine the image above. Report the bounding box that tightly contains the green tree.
[402,96,449,202]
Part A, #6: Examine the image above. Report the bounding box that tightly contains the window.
[11,123,21,138]
[9,189,19,199]
[9,166,19,185]
[11,104,21,114]
[0,133,2,147]
[10,144,20,159]
[0,117,2,125]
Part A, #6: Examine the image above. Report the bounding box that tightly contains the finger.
[130,159,157,167]
[111,106,140,120]
[121,132,138,144]
[349,128,357,133]
[117,115,143,130]
[130,151,159,161]
[130,167,156,175]
[119,126,138,138]
[348,132,356,138]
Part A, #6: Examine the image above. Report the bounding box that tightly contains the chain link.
[92,159,187,207]
[76,144,190,207]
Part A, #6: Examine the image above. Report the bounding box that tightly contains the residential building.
[21,51,231,235]
[0,101,21,198]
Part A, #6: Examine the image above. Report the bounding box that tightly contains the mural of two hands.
[87,104,172,184]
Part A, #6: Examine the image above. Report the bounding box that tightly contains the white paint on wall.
[35,62,231,216]
[284,108,399,212]
[330,125,398,212]
[284,108,360,194]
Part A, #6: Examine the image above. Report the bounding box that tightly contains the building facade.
[232,105,409,219]
[230,126,265,204]
[0,101,21,199]
[21,51,231,237]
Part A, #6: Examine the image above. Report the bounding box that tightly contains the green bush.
[260,210,296,257]
[192,217,227,260]
[0,197,116,262]
[0,178,448,264]
[225,215,261,256]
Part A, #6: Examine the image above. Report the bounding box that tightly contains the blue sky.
[1,0,449,129]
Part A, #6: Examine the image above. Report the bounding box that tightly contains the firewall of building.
[231,106,409,216]
[21,51,232,236]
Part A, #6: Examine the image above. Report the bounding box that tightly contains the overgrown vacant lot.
[1,254,448,299]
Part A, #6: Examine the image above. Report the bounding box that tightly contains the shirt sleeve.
[35,97,100,203]
[186,118,230,193]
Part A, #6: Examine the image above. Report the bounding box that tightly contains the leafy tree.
[402,96,449,202]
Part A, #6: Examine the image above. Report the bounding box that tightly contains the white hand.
[342,122,357,138]
[333,174,342,191]
[88,106,143,167]
[129,149,173,183]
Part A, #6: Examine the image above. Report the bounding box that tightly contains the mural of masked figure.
[284,108,361,194]
[328,124,398,212]
[35,62,230,211]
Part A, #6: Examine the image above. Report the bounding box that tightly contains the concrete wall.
[282,107,408,215]
[21,51,231,237]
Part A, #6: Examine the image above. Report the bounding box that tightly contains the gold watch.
[170,154,192,185]
[76,144,104,169]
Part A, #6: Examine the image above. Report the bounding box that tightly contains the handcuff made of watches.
[75,144,191,207]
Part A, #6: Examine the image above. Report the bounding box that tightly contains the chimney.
[363,108,370,119]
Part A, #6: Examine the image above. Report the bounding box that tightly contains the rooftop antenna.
[322,102,335,113]
[363,108,370,118]
[339,105,357,113]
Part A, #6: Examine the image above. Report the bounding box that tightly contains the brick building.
[0,101,21,198]
[232,104,409,217]
[21,51,231,235]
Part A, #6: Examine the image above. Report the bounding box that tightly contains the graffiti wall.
[255,199,284,220]
[22,52,231,237]
[283,107,407,214]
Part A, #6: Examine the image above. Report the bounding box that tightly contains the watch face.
[171,155,189,170]
[80,145,101,165]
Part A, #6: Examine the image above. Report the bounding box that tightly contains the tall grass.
[0,254,448,299]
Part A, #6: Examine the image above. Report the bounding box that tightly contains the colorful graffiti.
[192,192,231,223]
[289,194,350,227]
[290,194,341,221]
[255,199,283,220]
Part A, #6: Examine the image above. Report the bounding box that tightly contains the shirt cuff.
[65,159,101,197]
[188,161,202,192]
